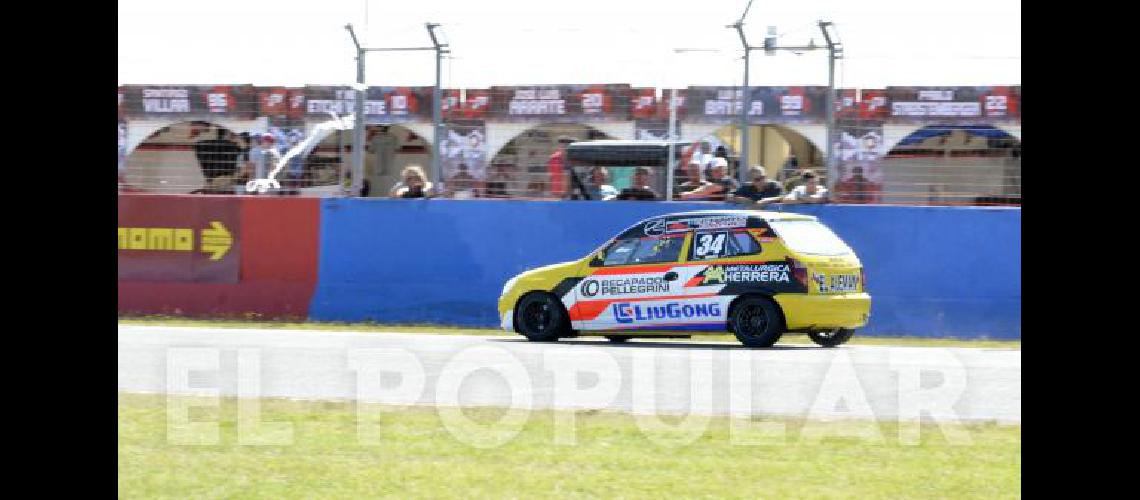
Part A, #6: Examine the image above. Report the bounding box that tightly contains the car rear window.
[767,219,854,256]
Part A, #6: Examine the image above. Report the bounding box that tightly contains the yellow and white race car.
[498,210,871,347]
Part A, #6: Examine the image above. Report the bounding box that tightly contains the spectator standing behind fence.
[581,166,619,200]
[548,136,575,198]
[674,154,704,194]
[728,165,783,205]
[756,170,828,206]
[615,167,659,200]
[248,133,280,182]
[484,163,513,198]
[444,163,479,199]
[679,157,739,201]
[832,165,881,204]
[389,165,436,199]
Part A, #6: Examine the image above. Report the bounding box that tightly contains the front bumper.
[774,292,872,330]
[500,309,514,332]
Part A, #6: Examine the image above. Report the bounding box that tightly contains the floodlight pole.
[818,20,843,192]
[346,24,365,197]
[667,88,677,201]
[727,15,842,188]
[730,22,752,183]
[426,23,449,190]
[344,23,447,197]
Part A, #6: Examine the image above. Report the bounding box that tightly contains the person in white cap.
[244,133,276,186]
[679,157,739,201]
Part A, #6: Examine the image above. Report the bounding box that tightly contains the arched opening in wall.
[485,123,614,199]
[705,124,824,189]
[880,125,1020,206]
[123,121,244,194]
[304,124,431,198]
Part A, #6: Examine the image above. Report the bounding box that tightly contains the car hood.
[517,260,580,280]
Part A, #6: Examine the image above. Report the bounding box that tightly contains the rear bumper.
[774,292,871,330]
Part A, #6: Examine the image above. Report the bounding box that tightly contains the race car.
[498,210,871,347]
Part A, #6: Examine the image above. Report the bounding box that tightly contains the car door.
[676,227,775,323]
[568,231,691,331]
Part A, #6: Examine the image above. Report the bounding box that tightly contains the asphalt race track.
[118,325,1021,423]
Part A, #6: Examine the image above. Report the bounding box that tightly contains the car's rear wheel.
[730,296,785,348]
[515,293,570,342]
[808,328,855,347]
[605,335,632,343]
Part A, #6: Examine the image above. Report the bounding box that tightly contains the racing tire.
[605,335,632,343]
[808,328,855,348]
[515,293,571,342]
[730,296,785,348]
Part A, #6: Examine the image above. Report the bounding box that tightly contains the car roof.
[649,209,817,222]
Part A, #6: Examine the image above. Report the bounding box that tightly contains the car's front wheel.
[515,292,570,342]
[730,296,785,348]
[808,328,855,347]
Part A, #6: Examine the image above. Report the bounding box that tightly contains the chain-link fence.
[117,85,1019,206]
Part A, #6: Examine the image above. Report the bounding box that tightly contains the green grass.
[119,392,1020,499]
[118,316,1021,349]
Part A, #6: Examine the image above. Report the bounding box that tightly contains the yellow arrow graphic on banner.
[199,221,232,261]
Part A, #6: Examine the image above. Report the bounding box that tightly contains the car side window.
[727,231,762,256]
[602,239,640,266]
[601,235,684,266]
[630,235,684,264]
[691,230,761,260]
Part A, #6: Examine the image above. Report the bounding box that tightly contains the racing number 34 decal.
[692,232,727,260]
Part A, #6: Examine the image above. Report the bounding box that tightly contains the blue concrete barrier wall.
[310,199,1020,339]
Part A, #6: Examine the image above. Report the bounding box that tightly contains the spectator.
[485,163,513,198]
[679,157,739,201]
[615,167,659,200]
[728,165,783,205]
[445,163,479,199]
[674,154,704,194]
[248,133,281,182]
[548,135,575,198]
[832,165,881,204]
[581,166,619,200]
[758,170,828,206]
[389,165,436,199]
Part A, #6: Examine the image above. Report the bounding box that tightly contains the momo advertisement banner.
[118,196,241,283]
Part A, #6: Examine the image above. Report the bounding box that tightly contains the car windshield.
[767,219,854,256]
